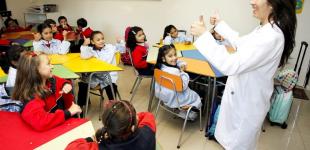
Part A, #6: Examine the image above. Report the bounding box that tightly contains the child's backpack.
[268,69,298,129]
[121,27,132,65]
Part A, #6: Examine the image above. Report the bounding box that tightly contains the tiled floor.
[85,64,310,150]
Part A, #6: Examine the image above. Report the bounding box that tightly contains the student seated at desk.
[126,26,154,76]
[5,45,26,95]
[76,18,93,39]
[12,52,82,131]
[80,31,124,100]
[162,25,191,45]
[57,16,73,33]
[44,19,64,41]
[66,100,156,150]
[155,45,202,120]
[33,23,70,54]
[4,17,32,33]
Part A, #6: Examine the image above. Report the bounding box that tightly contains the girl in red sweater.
[66,100,156,150]
[12,51,82,131]
[126,26,154,75]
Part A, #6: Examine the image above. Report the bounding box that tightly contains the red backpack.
[121,27,132,65]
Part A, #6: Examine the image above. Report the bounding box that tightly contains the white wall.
[7,0,310,88]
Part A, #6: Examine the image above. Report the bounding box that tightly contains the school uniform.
[65,112,156,150]
[163,34,191,45]
[132,44,154,75]
[21,76,74,131]
[80,43,124,99]
[79,27,93,39]
[57,24,73,33]
[154,63,202,109]
[33,39,70,54]
[194,21,285,150]
[6,67,16,88]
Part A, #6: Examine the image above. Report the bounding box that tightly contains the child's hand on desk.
[60,83,73,94]
[180,64,186,71]
[33,32,41,41]
[68,102,82,116]
[83,36,91,46]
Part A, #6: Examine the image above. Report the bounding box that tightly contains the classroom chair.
[153,69,202,149]
[128,49,153,102]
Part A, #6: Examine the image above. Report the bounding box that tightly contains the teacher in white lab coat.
[190,0,297,149]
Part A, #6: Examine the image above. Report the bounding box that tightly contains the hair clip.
[26,52,37,57]
[132,31,136,35]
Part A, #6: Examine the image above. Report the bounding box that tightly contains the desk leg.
[205,77,216,134]
[148,77,155,112]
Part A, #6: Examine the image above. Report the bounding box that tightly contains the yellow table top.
[0,68,8,83]
[153,43,196,51]
[49,53,81,65]
[63,57,123,73]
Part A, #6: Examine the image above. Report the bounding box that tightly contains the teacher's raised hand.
[190,15,207,37]
[210,10,221,26]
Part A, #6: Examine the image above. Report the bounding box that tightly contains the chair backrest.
[128,48,140,76]
[154,69,183,92]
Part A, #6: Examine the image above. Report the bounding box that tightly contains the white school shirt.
[33,39,70,54]
[194,21,284,150]
[163,34,191,45]
[6,67,17,87]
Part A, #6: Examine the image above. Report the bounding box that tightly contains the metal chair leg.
[130,77,142,102]
[130,77,139,94]
[99,90,104,121]
[155,100,162,118]
[177,107,192,149]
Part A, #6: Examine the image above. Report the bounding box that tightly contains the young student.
[57,16,73,33]
[5,45,26,95]
[162,25,191,45]
[65,100,156,150]
[44,19,64,41]
[11,51,82,131]
[155,44,202,120]
[33,23,70,54]
[4,17,32,33]
[77,18,93,39]
[80,31,124,100]
[126,26,153,75]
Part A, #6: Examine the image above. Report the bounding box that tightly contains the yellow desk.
[0,68,8,83]
[153,43,196,51]
[35,121,95,150]
[49,53,81,65]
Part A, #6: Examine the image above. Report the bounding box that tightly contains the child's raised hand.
[33,32,41,41]
[83,36,91,46]
[68,102,82,116]
[116,36,123,43]
[210,10,221,26]
[190,15,207,37]
[60,83,72,94]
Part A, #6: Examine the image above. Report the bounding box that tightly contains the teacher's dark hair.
[267,0,297,67]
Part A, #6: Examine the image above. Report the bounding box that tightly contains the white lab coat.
[6,67,17,87]
[194,21,284,150]
[33,39,70,54]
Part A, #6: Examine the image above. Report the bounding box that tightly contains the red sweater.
[57,24,73,33]
[132,45,149,69]
[79,27,93,39]
[54,32,64,41]
[21,76,74,131]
